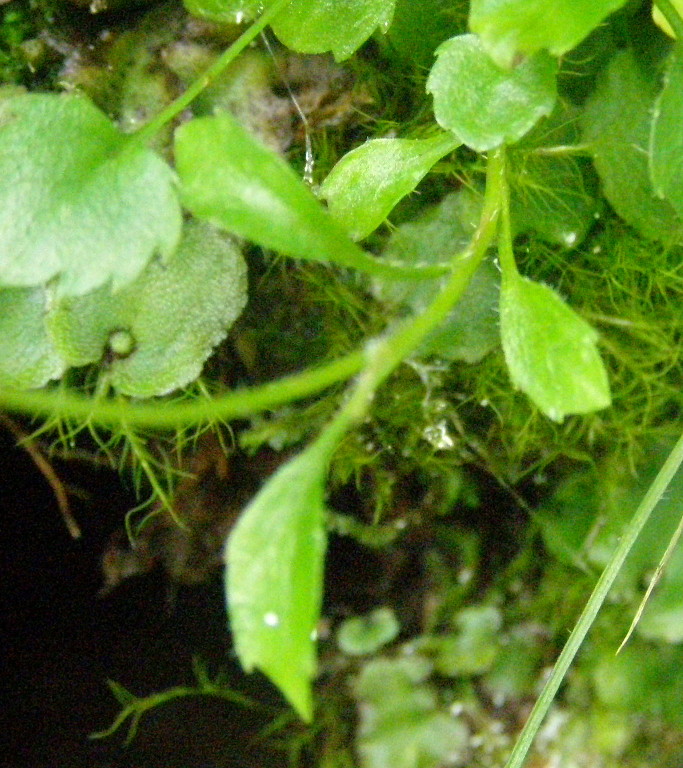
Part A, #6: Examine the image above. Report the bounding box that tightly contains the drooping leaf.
[0,287,65,388]
[0,93,181,296]
[469,0,628,68]
[226,443,329,721]
[175,113,403,276]
[320,134,460,241]
[48,220,247,397]
[581,50,683,244]
[271,0,396,61]
[375,189,500,364]
[499,273,611,421]
[426,34,557,152]
[650,42,683,221]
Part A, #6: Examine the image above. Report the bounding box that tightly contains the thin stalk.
[504,427,683,768]
[494,147,518,280]
[655,0,683,39]
[131,0,291,146]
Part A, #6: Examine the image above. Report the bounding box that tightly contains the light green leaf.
[581,50,683,244]
[500,273,610,421]
[175,113,400,276]
[0,93,181,297]
[48,220,247,397]
[431,605,502,676]
[320,134,460,241]
[426,34,557,152]
[650,42,683,220]
[226,444,329,721]
[337,608,400,656]
[469,0,628,69]
[0,287,64,388]
[182,0,268,23]
[271,0,396,61]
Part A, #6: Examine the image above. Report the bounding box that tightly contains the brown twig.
[0,412,81,538]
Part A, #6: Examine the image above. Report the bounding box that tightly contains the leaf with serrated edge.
[226,444,329,721]
[427,34,556,152]
[48,220,247,397]
[271,0,396,61]
[0,93,181,297]
[500,274,610,422]
[320,134,460,241]
[469,0,627,69]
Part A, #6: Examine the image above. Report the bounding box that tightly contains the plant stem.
[0,349,364,429]
[493,147,518,280]
[131,0,291,146]
[503,427,683,768]
[655,0,683,39]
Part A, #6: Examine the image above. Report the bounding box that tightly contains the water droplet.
[560,231,578,247]
[264,612,279,627]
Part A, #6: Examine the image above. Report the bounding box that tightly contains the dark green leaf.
[226,444,329,721]
[320,134,460,241]
[427,34,557,152]
[469,0,628,68]
[0,93,181,296]
[500,273,611,421]
[581,50,683,244]
[271,0,396,61]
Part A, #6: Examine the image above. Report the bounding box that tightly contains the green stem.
[131,0,291,146]
[655,0,683,39]
[0,349,364,429]
[504,427,683,768]
[494,147,518,280]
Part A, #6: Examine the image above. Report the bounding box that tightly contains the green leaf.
[499,273,611,421]
[581,50,683,244]
[469,0,628,68]
[337,608,400,656]
[271,0,396,61]
[320,134,460,241]
[426,34,557,152]
[0,287,65,388]
[182,0,267,23]
[226,444,329,721]
[375,189,500,364]
[48,220,247,397]
[353,657,469,768]
[0,93,181,297]
[430,605,502,676]
[175,113,402,276]
[650,42,683,220]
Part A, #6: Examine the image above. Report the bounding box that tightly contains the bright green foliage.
[375,190,500,363]
[0,287,65,388]
[272,0,395,60]
[47,221,247,397]
[429,605,502,676]
[0,93,181,297]
[582,50,683,244]
[469,0,628,68]
[499,273,611,421]
[320,134,460,241]
[353,656,469,768]
[175,113,406,278]
[427,34,557,151]
[226,443,330,721]
[650,42,683,222]
[337,608,400,655]
[182,0,267,22]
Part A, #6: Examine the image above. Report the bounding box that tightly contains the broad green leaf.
[509,104,601,248]
[337,608,400,656]
[176,113,397,275]
[0,93,181,297]
[182,0,268,23]
[426,34,557,152]
[650,43,683,221]
[226,444,329,721]
[375,189,500,364]
[0,287,64,388]
[271,0,396,61]
[48,221,247,397]
[320,134,460,241]
[499,273,610,421]
[581,50,683,244]
[354,657,469,768]
[469,0,628,69]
